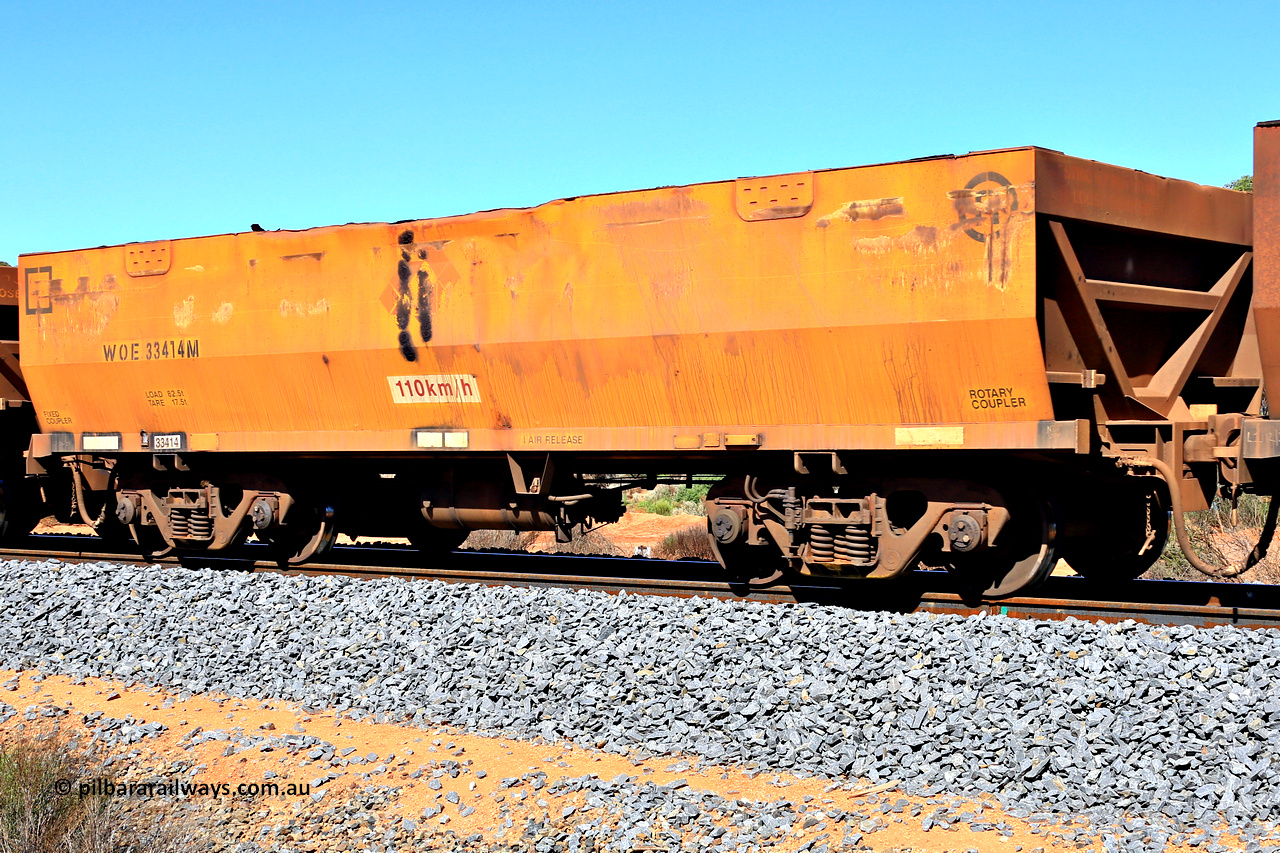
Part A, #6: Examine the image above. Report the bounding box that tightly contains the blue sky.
[2,1,1276,261]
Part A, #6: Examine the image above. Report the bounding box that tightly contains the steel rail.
[4,535,1280,629]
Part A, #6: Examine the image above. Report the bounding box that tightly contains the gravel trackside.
[4,558,1280,851]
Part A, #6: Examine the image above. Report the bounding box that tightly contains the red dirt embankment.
[526,511,703,554]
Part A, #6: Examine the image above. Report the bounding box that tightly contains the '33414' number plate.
[152,433,184,451]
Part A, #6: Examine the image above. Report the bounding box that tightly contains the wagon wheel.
[947,495,1059,599]
[0,476,37,542]
[706,479,788,588]
[263,503,337,566]
[1061,481,1168,581]
[712,538,788,588]
[129,521,174,559]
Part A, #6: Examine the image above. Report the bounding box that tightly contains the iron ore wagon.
[4,122,1280,598]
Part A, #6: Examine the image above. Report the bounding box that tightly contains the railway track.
[6,534,1280,630]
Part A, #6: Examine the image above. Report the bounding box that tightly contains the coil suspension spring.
[187,511,213,540]
[809,525,835,561]
[169,508,213,540]
[834,525,876,565]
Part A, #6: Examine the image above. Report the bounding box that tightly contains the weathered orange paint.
[16,148,1241,455]
[0,266,17,309]
[1254,122,1280,402]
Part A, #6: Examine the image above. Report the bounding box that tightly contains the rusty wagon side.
[7,129,1280,598]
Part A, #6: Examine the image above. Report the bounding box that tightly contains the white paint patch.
[279,298,331,318]
[211,302,234,324]
[82,434,121,451]
[173,296,196,329]
[895,426,965,447]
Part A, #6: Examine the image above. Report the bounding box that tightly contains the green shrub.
[653,525,716,561]
[625,484,709,517]
[673,484,710,505]
[0,735,201,853]
[644,498,675,516]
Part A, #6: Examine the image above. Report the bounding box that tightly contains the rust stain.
[946,178,1036,288]
[747,204,811,220]
[30,271,124,337]
[816,198,906,227]
[604,192,708,315]
[1256,123,1280,409]
[850,226,942,261]
[604,217,710,229]
[902,225,938,251]
[600,190,707,228]
[881,334,942,424]
[57,292,120,337]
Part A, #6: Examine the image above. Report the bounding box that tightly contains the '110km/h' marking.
[388,374,482,404]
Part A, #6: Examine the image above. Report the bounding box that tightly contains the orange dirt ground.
[525,510,704,554]
[1,671,1242,852]
[34,511,708,556]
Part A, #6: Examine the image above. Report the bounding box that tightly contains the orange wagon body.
[18,149,1096,457]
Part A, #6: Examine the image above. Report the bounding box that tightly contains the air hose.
[1140,456,1279,578]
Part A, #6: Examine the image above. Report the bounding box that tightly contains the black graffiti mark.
[396,254,412,329]
[398,331,417,362]
[396,249,416,361]
[394,236,441,361]
[958,171,1018,243]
